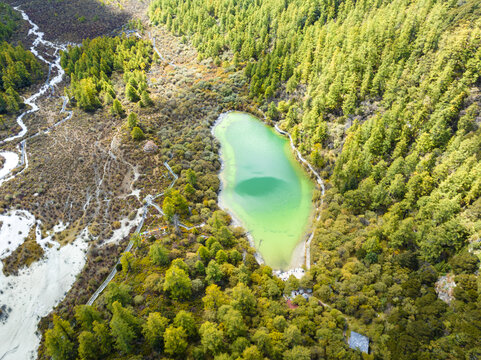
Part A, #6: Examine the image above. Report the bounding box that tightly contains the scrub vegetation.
[147,0,481,358]
[1,0,479,359]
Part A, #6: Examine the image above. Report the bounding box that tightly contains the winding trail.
[149,33,177,68]
[0,8,81,360]
[273,123,325,270]
[2,7,69,142]
[0,12,202,357]
[0,7,74,186]
[86,162,204,306]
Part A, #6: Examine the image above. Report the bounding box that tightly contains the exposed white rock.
[143,140,158,153]
[435,273,457,304]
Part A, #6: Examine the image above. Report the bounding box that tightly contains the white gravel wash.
[0,210,36,260]
[0,152,20,185]
[2,7,68,144]
[0,228,89,360]
[102,208,144,246]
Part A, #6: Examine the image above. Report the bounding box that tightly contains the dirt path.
[274,123,326,270]
[86,161,204,306]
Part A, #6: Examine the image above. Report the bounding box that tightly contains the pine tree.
[142,312,169,349]
[162,197,175,222]
[140,90,153,107]
[149,243,170,266]
[164,326,188,356]
[120,251,136,274]
[4,87,20,112]
[186,169,197,187]
[111,98,124,116]
[0,94,7,113]
[75,305,102,331]
[126,83,140,102]
[78,331,99,360]
[266,102,279,120]
[45,315,76,360]
[200,321,224,355]
[109,301,142,353]
[220,307,247,339]
[130,126,145,140]
[103,91,113,106]
[163,264,192,300]
[184,183,195,198]
[127,112,138,128]
[206,260,223,284]
[173,311,197,338]
[92,321,112,357]
[264,85,274,99]
[76,78,101,111]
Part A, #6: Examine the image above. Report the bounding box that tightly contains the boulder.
[143,140,158,153]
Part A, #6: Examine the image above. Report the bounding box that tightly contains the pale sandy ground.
[0,205,144,359]
[289,238,306,269]
[0,214,90,360]
[0,9,86,358]
[102,208,143,246]
[0,210,36,259]
[0,152,20,185]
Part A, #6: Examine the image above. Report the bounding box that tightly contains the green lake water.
[214,112,314,270]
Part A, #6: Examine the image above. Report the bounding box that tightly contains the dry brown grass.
[1,226,44,276]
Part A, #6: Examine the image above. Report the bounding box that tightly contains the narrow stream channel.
[0,8,86,360]
[0,10,193,359]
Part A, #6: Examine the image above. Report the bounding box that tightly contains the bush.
[133,295,144,306]
[192,278,204,294]
[149,243,170,266]
[127,112,138,128]
[131,126,145,140]
[450,251,480,274]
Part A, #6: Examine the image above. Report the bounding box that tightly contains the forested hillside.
[61,36,153,112]
[30,0,481,359]
[0,2,42,115]
[146,0,481,358]
[0,2,17,40]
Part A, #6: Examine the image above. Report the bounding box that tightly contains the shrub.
[149,243,170,266]
[131,126,145,140]
[127,112,138,128]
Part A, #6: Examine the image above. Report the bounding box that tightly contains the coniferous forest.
[0,3,41,114]
[146,1,481,357]
[1,0,481,359]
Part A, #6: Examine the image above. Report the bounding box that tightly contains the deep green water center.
[214,112,314,270]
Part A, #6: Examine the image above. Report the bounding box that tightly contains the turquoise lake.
[214,112,314,270]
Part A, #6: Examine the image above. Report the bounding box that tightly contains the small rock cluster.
[143,140,158,153]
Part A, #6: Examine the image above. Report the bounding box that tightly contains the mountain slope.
[28,0,481,359]
[147,0,481,358]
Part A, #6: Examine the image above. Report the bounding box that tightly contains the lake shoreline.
[212,112,267,267]
[212,111,316,273]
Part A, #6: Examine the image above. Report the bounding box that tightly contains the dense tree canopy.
[0,3,42,114]
[38,0,481,359]
[0,2,18,42]
[147,0,481,358]
[61,36,152,111]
